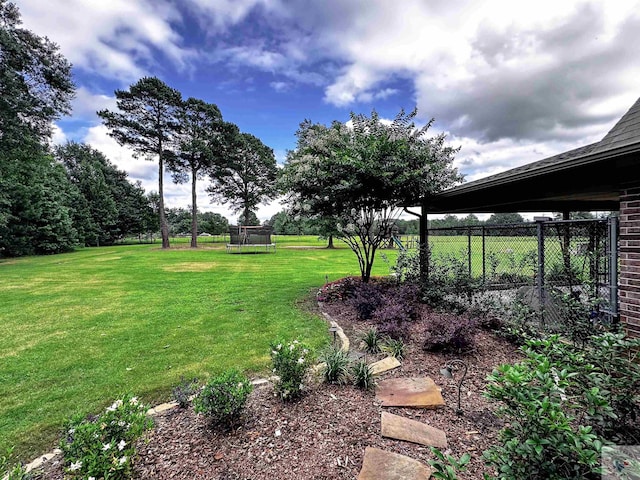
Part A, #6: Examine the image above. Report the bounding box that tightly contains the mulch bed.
[34,291,523,480]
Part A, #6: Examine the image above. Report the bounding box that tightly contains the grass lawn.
[0,236,398,460]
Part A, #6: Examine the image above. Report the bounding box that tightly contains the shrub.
[347,281,384,320]
[373,283,420,323]
[319,345,351,384]
[194,369,252,426]
[422,313,479,352]
[484,339,604,479]
[172,376,199,408]
[390,246,423,284]
[377,318,408,341]
[60,394,152,480]
[381,338,406,360]
[351,359,375,390]
[271,339,313,400]
[526,333,640,442]
[428,448,470,480]
[317,277,358,303]
[360,327,383,354]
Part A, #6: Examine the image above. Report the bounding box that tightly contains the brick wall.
[619,187,640,338]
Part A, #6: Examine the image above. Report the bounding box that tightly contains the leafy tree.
[165,208,192,236]
[168,98,228,247]
[207,131,277,225]
[281,109,461,281]
[56,142,118,245]
[553,211,595,220]
[266,210,319,235]
[199,212,228,235]
[0,0,74,144]
[486,212,525,225]
[237,210,261,226]
[0,1,76,257]
[0,149,78,256]
[57,142,151,246]
[97,77,182,249]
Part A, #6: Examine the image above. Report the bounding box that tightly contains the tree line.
[0,1,277,257]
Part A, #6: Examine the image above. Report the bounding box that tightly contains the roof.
[593,97,640,153]
[425,96,640,214]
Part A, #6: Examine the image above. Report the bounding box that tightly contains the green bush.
[59,394,152,480]
[271,339,313,400]
[481,334,640,479]
[428,448,470,480]
[319,345,350,384]
[194,369,252,426]
[351,359,375,390]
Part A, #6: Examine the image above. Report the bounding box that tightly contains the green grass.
[0,237,397,460]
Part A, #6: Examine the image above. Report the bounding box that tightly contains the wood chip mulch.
[34,295,523,480]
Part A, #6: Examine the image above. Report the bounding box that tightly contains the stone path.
[358,447,432,480]
[376,377,445,408]
[317,308,450,479]
[381,412,448,449]
[356,364,448,478]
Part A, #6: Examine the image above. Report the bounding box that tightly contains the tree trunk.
[326,234,335,249]
[191,166,198,248]
[158,152,170,249]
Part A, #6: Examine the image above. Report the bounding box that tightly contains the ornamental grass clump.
[351,359,375,390]
[271,339,313,400]
[60,394,152,480]
[360,327,383,354]
[381,338,406,360]
[194,369,252,427]
[319,345,351,384]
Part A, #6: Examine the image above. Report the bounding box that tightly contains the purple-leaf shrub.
[422,312,479,352]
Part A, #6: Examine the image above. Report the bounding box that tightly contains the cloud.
[83,125,156,182]
[184,0,279,30]
[17,0,196,82]
[50,124,67,146]
[270,81,290,92]
[70,87,117,121]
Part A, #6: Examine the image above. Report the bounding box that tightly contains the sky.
[15,0,640,222]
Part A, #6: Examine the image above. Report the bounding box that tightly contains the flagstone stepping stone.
[369,356,401,375]
[376,377,445,408]
[357,447,431,480]
[381,412,448,448]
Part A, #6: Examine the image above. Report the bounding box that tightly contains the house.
[423,97,640,337]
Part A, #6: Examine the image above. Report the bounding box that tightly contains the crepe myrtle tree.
[281,109,462,282]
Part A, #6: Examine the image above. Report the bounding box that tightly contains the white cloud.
[50,124,67,146]
[270,81,290,93]
[17,0,195,82]
[71,88,117,121]
[185,0,281,30]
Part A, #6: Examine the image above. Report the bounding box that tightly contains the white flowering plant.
[193,369,252,427]
[270,339,314,400]
[60,393,152,479]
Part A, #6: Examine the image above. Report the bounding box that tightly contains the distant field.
[0,236,397,460]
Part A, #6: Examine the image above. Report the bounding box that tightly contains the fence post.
[537,219,546,326]
[482,226,486,285]
[609,216,619,319]
[468,228,472,277]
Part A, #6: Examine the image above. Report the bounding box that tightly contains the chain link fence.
[426,218,618,328]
